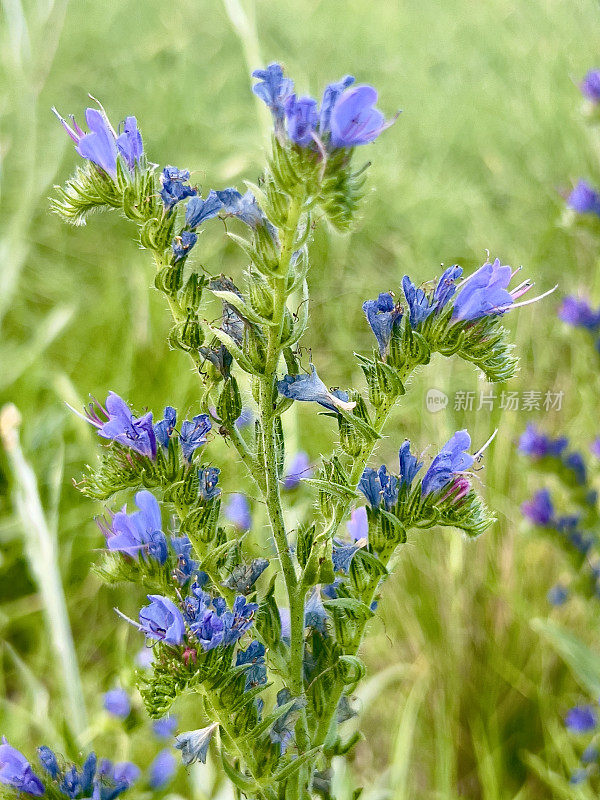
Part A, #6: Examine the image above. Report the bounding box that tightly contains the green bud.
[338,415,362,457]
[255,577,282,648]
[168,315,205,351]
[296,523,315,569]
[154,263,183,295]
[280,308,294,344]
[246,269,274,318]
[244,328,267,373]
[331,607,356,648]
[180,273,206,313]
[216,377,242,425]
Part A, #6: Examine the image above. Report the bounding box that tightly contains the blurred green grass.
[1,0,600,797]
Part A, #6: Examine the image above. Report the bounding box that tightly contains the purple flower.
[398,440,423,489]
[278,365,356,413]
[160,167,197,211]
[362,292,403,356]
[582,744,599,764]
[0,740,44,796]
[329,85,395,148]
[521,489,554,526]
[558,296,600,330]
[175,723,218,766]
[346,506,368,541]
[53,101,143,179]
[179,414,211,461]
[224,493,251,531]
[359,465,398,510]
[185,191,223,229]
[581,69,600,102]
[332,540,363,572]
[103,688,130,718]
[110,761,140,787]
[319,75,355,135]
[518,425,568,459]
[547,584,568,606]
[153,716,178,740]
[421,430,473,496]
[172,230,198,262]
[566,705,597,734]
[101,490,167,564]
[153,406,177,449]
[284,94,318,146]
[567,180,600,215]
[283,451,312,489]
[215,188,266,228]
[252,64,294,132]
[149,750,176,789]
[74,392,156,459]
[137,595,186,646]
[591,439,600,459]
[452,259,525,322]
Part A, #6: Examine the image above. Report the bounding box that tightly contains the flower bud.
[168,316,205,351]
[155,263,184,296]
[246,269,274,319]
[181,273,205,313]
[296,523,315,569]
[216,377,242,426]
[338,415,362,457]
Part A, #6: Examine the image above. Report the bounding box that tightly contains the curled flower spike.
[421,430,474,497]
[175,723,218,766]
[0,739,44,796]
[277,365,356,412]
[70,392,156,459]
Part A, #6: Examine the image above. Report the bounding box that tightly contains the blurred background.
[1,0,599,797]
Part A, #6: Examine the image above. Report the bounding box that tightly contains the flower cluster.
[564,701,600,786]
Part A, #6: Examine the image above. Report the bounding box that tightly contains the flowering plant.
[0,64,544,800]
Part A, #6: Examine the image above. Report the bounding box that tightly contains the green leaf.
[531,618,600,696]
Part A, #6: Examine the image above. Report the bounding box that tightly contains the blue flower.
[332,540,363,573]
[153,716,178,740]
[565,452,587,485]
[179,414,211,461]
[252,64,294,132]
[148,750,176,790]
[421,430,473,496]
[102,490,167,564]
[75,392,157,459]
[37,747,59,779]
[170,536,199,585]
[402,276,437,328]
[103,689,130,718]
[570,768,588,785]
[270,689,304,754]
[581,69,600,102]
[199,467,221,500]
[278,365,355,413]
[109,761,140,790]
[116,117,143,171]
[319,75,355,135]
[0,740,44,796]
[224,558,269,594]
[172,230,198,262]
[236,641,267,690]
[567,180,600,215]
[329,85,394,148]
[346,506,368,541]
[547,584,568,606]
[566,705,597,734]
[304,590,328,632]
[224,493,251,531]
[359,465,398,510]
[279,607,291,640]
[558,296,600,330]
[215,188,266,228]
[154,406,177,449]
[362,293,402,357]
[398,440,423,489]
[160,166,196,211]
[451,259,515,322]
[235,407,254,429]
[582,744,599,764]
[433,265,463,309]
[175,723,218,766]
[185,191,223,229]
[284,94,319,146]
[283,451,312,489]
[188,594,257,651]
[137,595,186,646]
[518,425,568,459]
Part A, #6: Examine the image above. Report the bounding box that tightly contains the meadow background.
[1,0,599,797]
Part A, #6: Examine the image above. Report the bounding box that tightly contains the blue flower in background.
[153,716,178,740]
[179,414,211,461]
[362,292,402,357]
[278,365,355,413]
[398,440,423,489]
[359,465,398,510]
[102,490,167,564]
[172,230,198,262]
[136,595,186,646]
[518,425,568,459]
[582,744,599,764]
[566,705,597,734]
[567,180,600,216]
[558,296,600,330]
[236,641,267,690]
[153,406,177,449]
[279,607,291,640]
[564,452,587,485]
[0,740,44,796]
[199,467,221,500]
[185,191,223,229]
[160,166,196,211]
[421,430,473,496]
[175,723,218,766]
[329,84,394,148]
[103,689,130,718]
[521,489,554,526]
[319,75,355,134]
[224,493,251,531]
[283,451,312,489]
[581,69,600,102]
[252,64,294,132]
[108,761,140,789]
[74,392,157,459]
[148,750,176,790]
[235,407,254,429]
[547,584,568,606]
[284,94,319,146]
